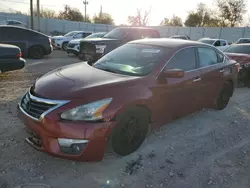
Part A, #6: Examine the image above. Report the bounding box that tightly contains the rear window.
[224,45,250,54]
[93,43,168,76]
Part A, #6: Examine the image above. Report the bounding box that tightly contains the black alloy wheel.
[110,107,150,156]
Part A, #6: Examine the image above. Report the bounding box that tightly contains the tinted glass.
[214,40,221,46]
[166,48,196,71]
[85,32,105,39]
[224,45,250,54]
[221,41,227,46]
[103,28,122,39]
[199,39,216,45]
[64,31,77,37]
[198,48,218,67]
[1,27,27,40]
[93,44,167,76]
[73,33,83,38]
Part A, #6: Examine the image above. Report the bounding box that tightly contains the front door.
[154,47,204,126]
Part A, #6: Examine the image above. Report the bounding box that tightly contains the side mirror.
[163,69,184,78]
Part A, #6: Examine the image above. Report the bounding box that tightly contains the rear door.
[196,47,228,107]
[0,27,28,53]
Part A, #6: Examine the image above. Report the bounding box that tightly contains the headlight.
[96,45,106,53]
[60,98,112,121]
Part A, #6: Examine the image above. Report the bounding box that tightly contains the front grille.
[68,43,77,48]
[20,93,57,119]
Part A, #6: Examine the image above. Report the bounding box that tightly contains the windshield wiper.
[95,66,119,74]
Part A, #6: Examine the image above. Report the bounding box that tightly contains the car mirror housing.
[163,69,185,78]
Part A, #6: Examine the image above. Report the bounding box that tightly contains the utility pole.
[30,0,34,29]
[83,0,88,22]
[37,0,40,31]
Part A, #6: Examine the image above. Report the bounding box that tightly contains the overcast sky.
[0,0,249,25]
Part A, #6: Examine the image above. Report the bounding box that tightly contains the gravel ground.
[1,51,250,188]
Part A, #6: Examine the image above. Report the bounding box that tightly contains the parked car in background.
[235,38,250,44]
[0,44,25,73]
[198,38,229,50]
[0,26,52,59]
[67,32,106,56]
[0,20,27,28]
[79,27,160,62]
[224,44,250,87]
[51,31,92,51]
[18,39,238,161]
[170,35,190,40]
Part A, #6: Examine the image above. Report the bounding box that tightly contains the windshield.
[103,28,122,39]
[224,45,250,54]
[85,32,105,39]
[93,43,167,76]
[64,31,77,37]
[198,39,216,45]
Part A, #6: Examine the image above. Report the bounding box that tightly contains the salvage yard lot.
[1,51,250,188]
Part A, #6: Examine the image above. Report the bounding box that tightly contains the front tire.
[215,82,233,110]
[62,42,68,51]
[110,107,150,156]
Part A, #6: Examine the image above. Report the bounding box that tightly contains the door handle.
[219,69,225,73]
[193,77,201,82]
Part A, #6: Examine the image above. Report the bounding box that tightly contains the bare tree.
[216,0,247,27]
[127,8,151,26]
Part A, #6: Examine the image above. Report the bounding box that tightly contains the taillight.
[49,37,51,44]
[17,52,22,58]
[235,63,241,72]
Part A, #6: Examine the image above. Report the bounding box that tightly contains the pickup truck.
[198,38,230,51]
[0,44,25,73]
[78,27,161,63]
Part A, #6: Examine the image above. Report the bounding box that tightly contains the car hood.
[69,39,82,44]
[32,62,139,100]
[225,52,250,65]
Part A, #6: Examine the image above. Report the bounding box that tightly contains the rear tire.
[110,107,150,156]
[215,82,233,110]
[29,46,44,59]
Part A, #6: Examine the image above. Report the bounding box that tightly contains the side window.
[214,40,221,46]
[73,33,82,38]
[83,33,91,38]
[221,40,227,46]
[165,48,196,71]
[198,48,218,67]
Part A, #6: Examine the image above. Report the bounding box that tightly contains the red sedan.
[18,39,239,161]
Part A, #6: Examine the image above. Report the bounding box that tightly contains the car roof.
[129,38,212,49]
[0,25,48,37]
[117,27,158,31]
